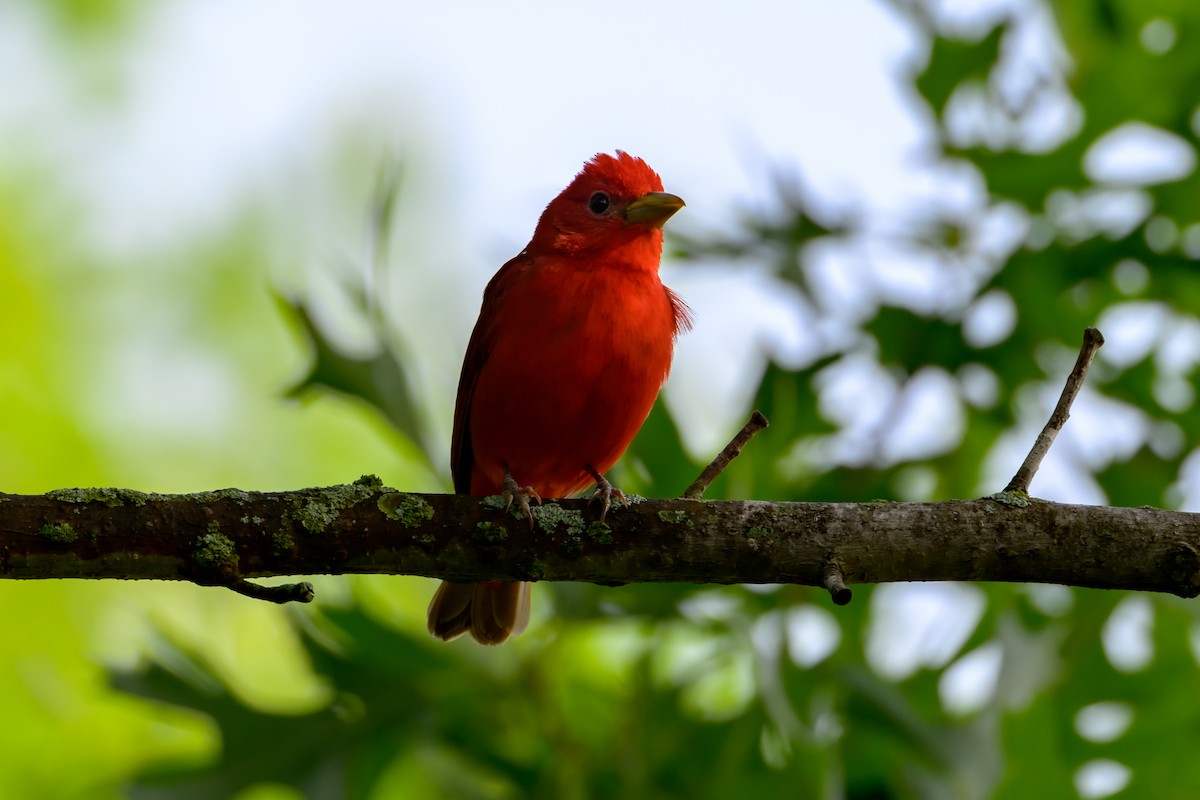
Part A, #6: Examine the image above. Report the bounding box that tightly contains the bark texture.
[2,479,1198,599]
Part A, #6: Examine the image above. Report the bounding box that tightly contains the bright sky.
[102,0,925,244]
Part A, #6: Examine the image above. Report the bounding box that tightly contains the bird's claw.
[503,472,541,528]
[587,475,625,524]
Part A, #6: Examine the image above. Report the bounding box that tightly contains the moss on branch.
[0,481,1198,602]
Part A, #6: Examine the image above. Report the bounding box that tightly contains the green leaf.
[618,397,701,498]
[915,21,1008,117]
[279,295,433,466]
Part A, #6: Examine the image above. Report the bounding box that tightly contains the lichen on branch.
[1,478,1198,602]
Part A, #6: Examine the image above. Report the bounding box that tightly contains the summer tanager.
[426,151,689,645]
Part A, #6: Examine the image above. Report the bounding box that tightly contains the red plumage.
[428,152,689,644]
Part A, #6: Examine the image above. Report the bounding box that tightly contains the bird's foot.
[502,471,541,528]
[586,468,625,524]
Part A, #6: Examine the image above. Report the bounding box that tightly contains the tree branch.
[3,478,1199,600]
[683,411,769,500]
[1005,327,1105,494]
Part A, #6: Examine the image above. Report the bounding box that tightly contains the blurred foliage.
[3,0,1200,798]
[36,0,142,39]
[283,163,436,469]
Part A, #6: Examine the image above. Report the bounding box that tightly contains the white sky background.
[18,0,931,251]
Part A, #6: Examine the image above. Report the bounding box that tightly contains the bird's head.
[530,151,685,260]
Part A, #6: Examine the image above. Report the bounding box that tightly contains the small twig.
[823,562,852,605]
[226,579,315,604]
[683,411,770,500]
[1004,327,1105,494]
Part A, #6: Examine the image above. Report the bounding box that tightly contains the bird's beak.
[624,192,685,229]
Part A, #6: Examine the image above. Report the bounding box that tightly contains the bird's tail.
[427,580,531,645]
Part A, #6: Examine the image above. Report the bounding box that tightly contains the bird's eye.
[587,192,611,215]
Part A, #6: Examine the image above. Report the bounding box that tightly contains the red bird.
[427,152,690,645]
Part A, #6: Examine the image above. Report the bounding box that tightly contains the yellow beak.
[624,192,685,229]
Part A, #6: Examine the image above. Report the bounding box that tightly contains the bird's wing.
[450,251,529,494]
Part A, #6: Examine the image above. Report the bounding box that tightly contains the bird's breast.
[467,263,677,497]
